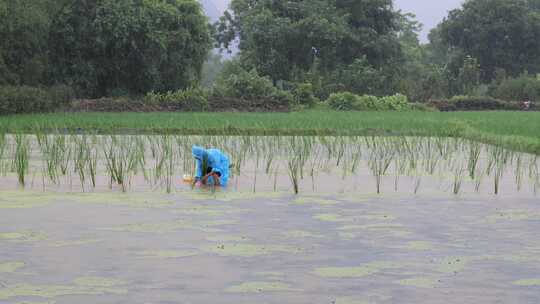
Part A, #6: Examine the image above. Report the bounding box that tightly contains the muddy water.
[1,190,540,303]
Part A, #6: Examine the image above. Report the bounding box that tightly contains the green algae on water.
[397,277,438,288]
[486,209,540,223]
[0,281,127,300]
[513,279,540,286]
[0,261,25,273]
[50,238,102,247]
[293,196,341,206]
[225,281,296,293]
[406,241,433,251]
[435,256,472,274]
[206,235,249,242]
[283,230,323,239]
[0,230,47,242]
[314,261,404,278]
[204,243,299,257]
[0,192,52,209]
[313,213,349,222]
[137,250,198,259]
[73,276,127,288]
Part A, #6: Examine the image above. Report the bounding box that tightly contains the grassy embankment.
[0,111,539,154]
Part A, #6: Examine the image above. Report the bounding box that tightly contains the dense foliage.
[215,0,403,97]
[0,0,211,98]
[327,92,411,111]
[1,0,540,114]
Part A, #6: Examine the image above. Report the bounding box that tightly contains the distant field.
[1,111,539,154]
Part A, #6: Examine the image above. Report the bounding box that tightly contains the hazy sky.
[394,0,464,42]
[203,0,465,43]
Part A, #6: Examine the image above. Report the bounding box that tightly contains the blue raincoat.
[192,145,230,186]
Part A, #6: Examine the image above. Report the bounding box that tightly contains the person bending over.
[192,145,230,186]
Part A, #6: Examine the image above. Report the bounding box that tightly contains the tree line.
[1,0,540,109]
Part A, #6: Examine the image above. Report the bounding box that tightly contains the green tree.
[458,56,481,95]
[438,0,540,81]
[0,0,58,85]
[215,0,403,88]
[49,0,212,97]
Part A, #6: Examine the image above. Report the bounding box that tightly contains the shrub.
[143,87,209,111]
[489,75,540,101]
[49,84,76,108]
[214,63,294,106]
[409,102,439,112]
[380,94,410,111]
[327,92,412,111]
[0,86,53,115]
[326,92,359,111]
[429,96,521,111]
[292,83,318,107]
[355,95,380,110]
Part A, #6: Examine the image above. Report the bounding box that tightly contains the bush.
[409,102,439,112]
[327,92,412,111]
[143,87,209,111]
[489,75,540,101]
[355,95,380,110]
[0,86,54,115]
[214,63,294,106]
[326,92,359,111]
[380,94,410,111]
[429,96,521,111]
[292,83,318,107]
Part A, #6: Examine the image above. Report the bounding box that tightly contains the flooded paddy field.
[1,134,539,303]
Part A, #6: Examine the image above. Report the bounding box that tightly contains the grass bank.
[1,111,539,154]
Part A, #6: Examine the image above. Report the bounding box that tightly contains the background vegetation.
[1,0,540,114]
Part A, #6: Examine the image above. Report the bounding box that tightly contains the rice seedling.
[489,146,511,195]
[0,132,6,176]
[287,155,301,194]
[451,162,465,195]
[13,134,29,187]
[366,137,395,194]
[467,141,482,179]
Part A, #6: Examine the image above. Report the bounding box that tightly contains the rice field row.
[0,132,538,195]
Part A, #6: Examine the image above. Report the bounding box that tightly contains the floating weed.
[225,281,296,293]
[293,196,340,206]
[435,256,472,274]
[50,238,102,248]
[0,230,47,242]
[0,192,52,209]
[513,279,540,286]
[206,235,249,242]
[0,261,25,273]
[68,193,175,208]
[204,243,299,257]
[313,213,349,222]
[333,296,390,304]
[314,261,405,278]
[103,221,193,234]
[397,277,438,288]
[486,209,540,223]
[0,277,128,300]
[406,241,433,251]
[137,250,198,259]
[283,230,323,239]
[73,277,127,288]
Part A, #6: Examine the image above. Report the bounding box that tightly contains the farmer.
[192,145,230,186]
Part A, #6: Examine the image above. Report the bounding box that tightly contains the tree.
[0,0,58,85]
[215,0,403,90]
[49,0,212,97]
[437,0,540,81]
